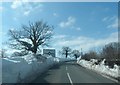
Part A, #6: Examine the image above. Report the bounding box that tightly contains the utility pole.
[81,48,83,57]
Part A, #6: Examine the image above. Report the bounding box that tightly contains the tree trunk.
[32,44,37,54]
[66,51,68,58]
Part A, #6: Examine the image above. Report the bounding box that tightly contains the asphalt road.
[32,61,116,84]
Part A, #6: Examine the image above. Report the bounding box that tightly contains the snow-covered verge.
[2,54,73,83]
[77,59,120,79]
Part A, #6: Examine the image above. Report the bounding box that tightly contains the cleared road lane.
[32,61,117,83]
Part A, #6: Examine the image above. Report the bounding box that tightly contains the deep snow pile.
[77,59,119,78]
[2,54,71,83]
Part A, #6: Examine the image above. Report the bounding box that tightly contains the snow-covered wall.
[2,55,73,83]
[2,57,57,83]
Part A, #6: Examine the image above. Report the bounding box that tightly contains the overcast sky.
[0,1,118,55]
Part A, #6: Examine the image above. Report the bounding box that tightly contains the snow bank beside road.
[77,59,119,79]
[2,55,70,83]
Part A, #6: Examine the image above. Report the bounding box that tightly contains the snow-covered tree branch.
[8,20,54,54]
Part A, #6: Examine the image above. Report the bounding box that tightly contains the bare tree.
[100,42,120,67]
[81,50,98,61]
[101,42,119,60]
[60,46,71,58]
[72,50,80,59]
[8,20,53,54]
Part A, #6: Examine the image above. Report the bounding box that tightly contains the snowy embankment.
[77,59,120,79]
[2,54,73,83]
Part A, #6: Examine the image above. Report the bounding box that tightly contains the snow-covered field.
[77,59,120,79]
[2,54,73,83]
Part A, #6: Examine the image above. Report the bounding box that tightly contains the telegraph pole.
[81,48,83,57]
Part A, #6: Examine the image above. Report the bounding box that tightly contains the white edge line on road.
[67,72,73,85]
[100,73,118,83]
[77,64,118,83]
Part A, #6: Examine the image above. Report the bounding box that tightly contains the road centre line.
[67,72,73,85]
[66,66,68,71]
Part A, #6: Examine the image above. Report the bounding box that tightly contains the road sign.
[43,49,56,57]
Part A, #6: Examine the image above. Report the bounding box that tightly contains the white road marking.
[67,72,73,85]
[88,68,118,83]
[66,66,68,71]
[100,73,118,83]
